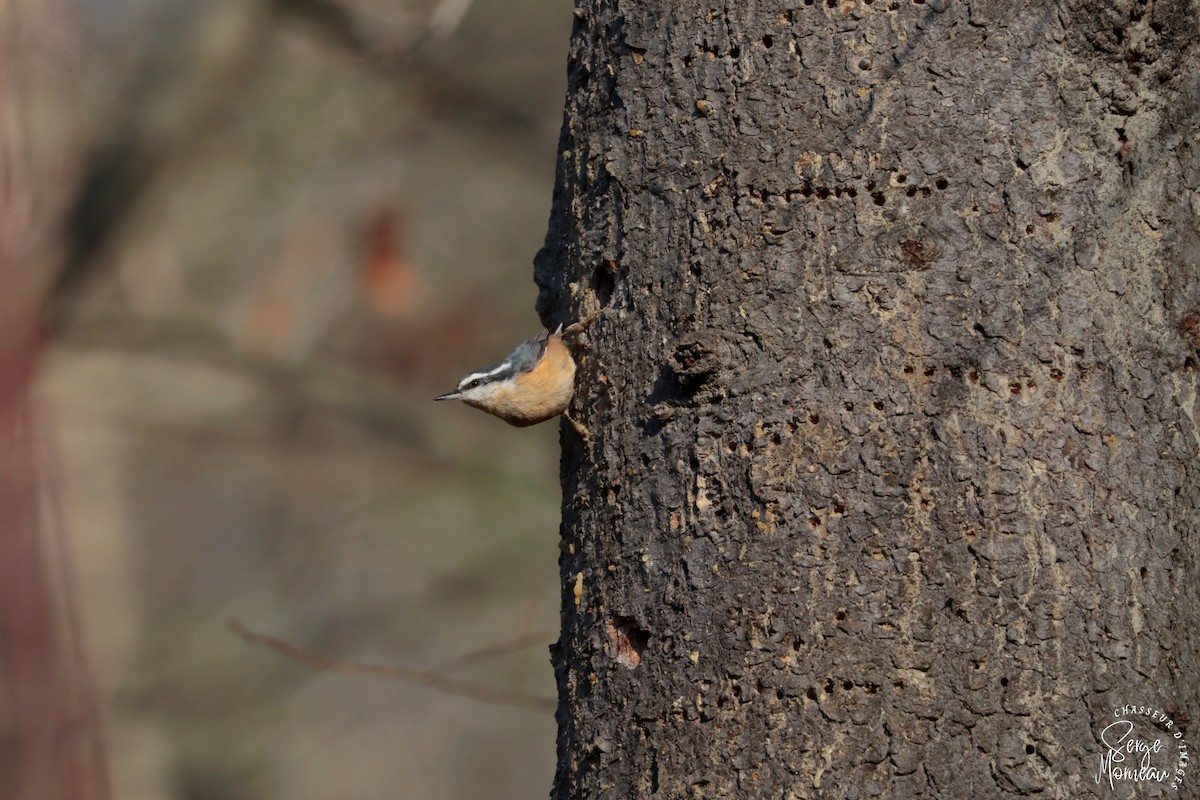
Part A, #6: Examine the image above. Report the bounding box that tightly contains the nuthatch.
[436,321,591,435]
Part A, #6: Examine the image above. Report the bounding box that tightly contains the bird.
[435,324,585,434]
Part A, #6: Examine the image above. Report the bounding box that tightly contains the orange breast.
[489,335,576,426]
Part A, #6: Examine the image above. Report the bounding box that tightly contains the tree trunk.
[536,1,1200,798]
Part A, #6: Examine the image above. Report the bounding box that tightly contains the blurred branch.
[229,620,555,712]
[432,628,549,675]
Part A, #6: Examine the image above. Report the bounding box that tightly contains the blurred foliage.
[14,0,573,797]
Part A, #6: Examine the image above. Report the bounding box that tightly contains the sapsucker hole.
[872,192,886,206]
[935,177,948,190]
[762,34,774,48]
[606,615,649,669]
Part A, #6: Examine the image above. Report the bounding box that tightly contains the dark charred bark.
[536,2,1200,798]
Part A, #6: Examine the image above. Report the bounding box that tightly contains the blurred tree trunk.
[0,3,110,799]
[536,2,1200,797]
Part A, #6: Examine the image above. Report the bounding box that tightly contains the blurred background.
[3,0,572,797]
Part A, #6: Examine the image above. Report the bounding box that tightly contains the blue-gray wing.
[506,329,551,375]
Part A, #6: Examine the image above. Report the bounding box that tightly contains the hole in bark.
[1139,567,1147,580]
[1009,382,1021,395]
[606,615,649,669]
[968,371,979,383]
[872,192,886,206]
[1185,356,1196,371]
[842,680,853,691]
[775,688,785,700]
[806,686,818,700]
[1177,311,1200,346]
[762,34,774,48]
[809,413,820,423]
[1025,223,1036,234]
[873,400,885,410]
[834,610,846,621]
[1050,368,1064,381]
[843,402,854,411]
[593,262,616,306]
[833,502,845,514]
[845,186,857,198]
[815,186,831,199]
[902,365,914,374]
[1000,677,1009,687]
[923,366,935,376]
[729,45,741,58]
[905,186,917,197]
[1025,744,1035,754]
[823,679,834,694]
[895,172,907,184]
[807,516,820,527]
[858,58,871,70]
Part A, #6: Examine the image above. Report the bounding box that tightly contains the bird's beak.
[434,391,461,401]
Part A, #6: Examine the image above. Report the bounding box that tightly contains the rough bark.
[536,1,1200,798]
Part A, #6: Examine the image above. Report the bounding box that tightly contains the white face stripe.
[456,363,513,391]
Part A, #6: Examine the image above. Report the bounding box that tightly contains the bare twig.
[228,620,554,712]
[432,627,549,675]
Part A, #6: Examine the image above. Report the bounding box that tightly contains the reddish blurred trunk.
[0,2,111,797]
[0,337,109,800]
